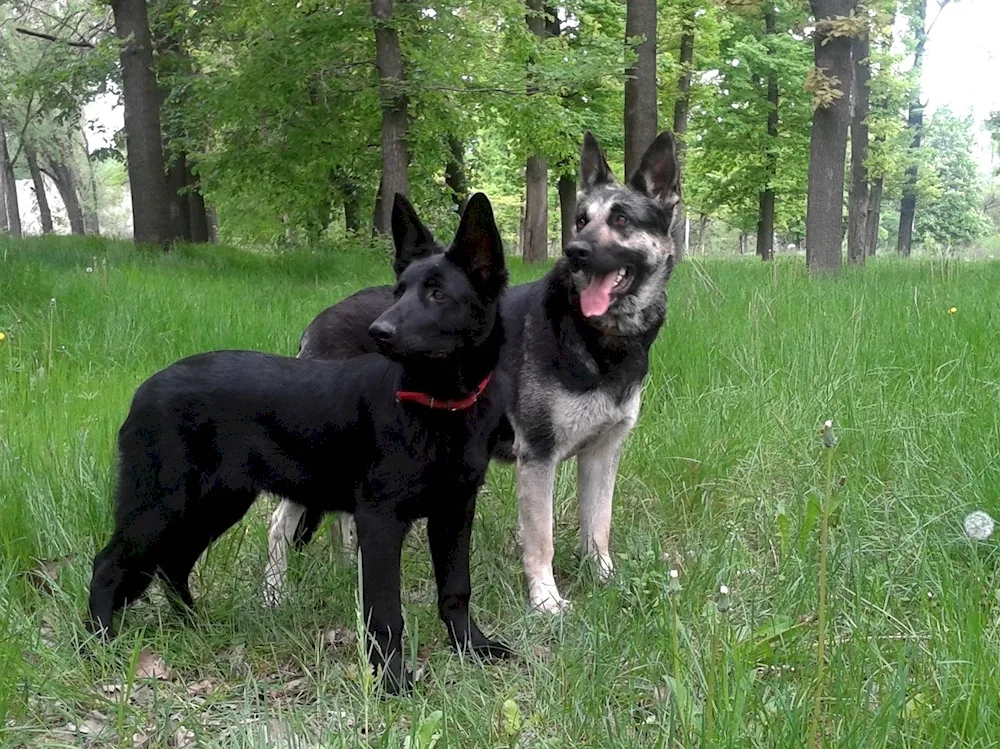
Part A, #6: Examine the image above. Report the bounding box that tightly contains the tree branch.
[15,26,96,48]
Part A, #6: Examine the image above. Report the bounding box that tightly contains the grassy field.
[2,236,999,748]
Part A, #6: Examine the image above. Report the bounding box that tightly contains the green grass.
[2,235,1000,747]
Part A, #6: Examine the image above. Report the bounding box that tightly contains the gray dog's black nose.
[368,320,397,342]
[565,242,591,266]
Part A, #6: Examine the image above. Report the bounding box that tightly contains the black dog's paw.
[471,638,515,662]
[378,663,414,696]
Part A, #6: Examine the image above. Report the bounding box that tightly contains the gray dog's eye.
[576,216,588,230]
[429,288,445,302]
[613,213,628,227]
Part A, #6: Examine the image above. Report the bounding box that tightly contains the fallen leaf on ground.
[171,726,195,748]
[26,555,74,595]
[323,627,355,648]
[132,731,152,748]
[136,647,171,680]
[68,709,112,740]
[531,644,553,660]
[186,679,214,696]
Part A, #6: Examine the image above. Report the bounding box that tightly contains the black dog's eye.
[613,213,628,227]
[576,216,588,230]
[429,288,445,302]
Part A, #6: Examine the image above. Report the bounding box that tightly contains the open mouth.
[579,267,632,318]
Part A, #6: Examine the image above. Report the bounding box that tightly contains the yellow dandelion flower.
[948,307,957,315]
[0,331,6,342]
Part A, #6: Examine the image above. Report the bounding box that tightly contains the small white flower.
[669,569,679,580]
[49,297,56,308]
[720,585,729,595]
[821,419,838,448]
[86,266,93,273]
[963,511,995,541]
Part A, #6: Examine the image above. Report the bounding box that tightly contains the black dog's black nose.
[369,320,397,342]
[565,242,591,266]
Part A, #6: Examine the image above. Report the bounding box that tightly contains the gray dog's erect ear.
[579,131,616,191]
[447,192,507,297]
[391,194,440,278]
[627,131,680,208]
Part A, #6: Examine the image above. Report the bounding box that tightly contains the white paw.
[528,581,571,614]
[595,553,615,583]
[262,581,284,609]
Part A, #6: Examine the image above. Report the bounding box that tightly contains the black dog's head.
[369,193,507,360]
[563,130,680,333]
[389,194,445,278]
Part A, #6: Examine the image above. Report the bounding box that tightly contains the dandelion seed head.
[720,585,729,595]
[669,569,679,579]
[963,511,995,540]
[86,267,93,273]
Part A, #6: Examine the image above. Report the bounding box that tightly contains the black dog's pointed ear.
[627,131,680,208]
[391,194,439,277]
[447,193,507,297]
[580,130,616,191]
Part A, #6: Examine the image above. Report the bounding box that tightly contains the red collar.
[396,373,493,411]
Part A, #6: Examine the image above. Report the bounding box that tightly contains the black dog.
[88,193,512,692]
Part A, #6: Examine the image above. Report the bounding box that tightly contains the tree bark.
[558,173,576,250]
[805,0,853,274]
[444,136,468,214]
[522,0,548,262]
[47,159,86,235]
[188,186,210,242]
[26,145,53,234]
[166,151,193,241]
[78,126,100,235]
[624,0,658,179]
[371,0,410,235]
[847,27,870,265]
[523,155,548,262]
[112,0,170,246]
[897,0,927,257]
[865,176,882,256]
[0,122,22,238]
[756,3,778,262]
[671,9,694,261]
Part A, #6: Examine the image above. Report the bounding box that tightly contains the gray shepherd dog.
[266,130,680,613]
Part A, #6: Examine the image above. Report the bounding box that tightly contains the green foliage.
[913,108,990,250]
[682,1,812,235]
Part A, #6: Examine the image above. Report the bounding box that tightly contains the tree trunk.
[522,0,548,262]
[79,126,101,235]
[847,28,871,265]
[558,173,576,250]
[523,155,548,262]
[166,151,193,241]
[756,190,775,261]
[624,0,658,179]
[371,0,410,235]
[805,0,853,274]
[756,4,778,262]
[698,214,708,255]
[897,0,927,257]
[671,10,694,260]
[112,0,170,246]
[339,175,361,234]
[444,136,468,214]
[865,176,882,256]
[47,159,86,235]
[26,145,53,234]
[0,122,22,238]
[188,187,210,242]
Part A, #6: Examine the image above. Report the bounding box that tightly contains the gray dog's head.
[562,131,680,335]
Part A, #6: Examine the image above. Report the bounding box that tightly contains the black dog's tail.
[292,506,326,549]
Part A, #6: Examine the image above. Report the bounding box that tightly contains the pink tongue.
[579,271,618,318]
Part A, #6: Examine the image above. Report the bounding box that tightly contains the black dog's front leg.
[427,492,513,660]
[354,511,411,694]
